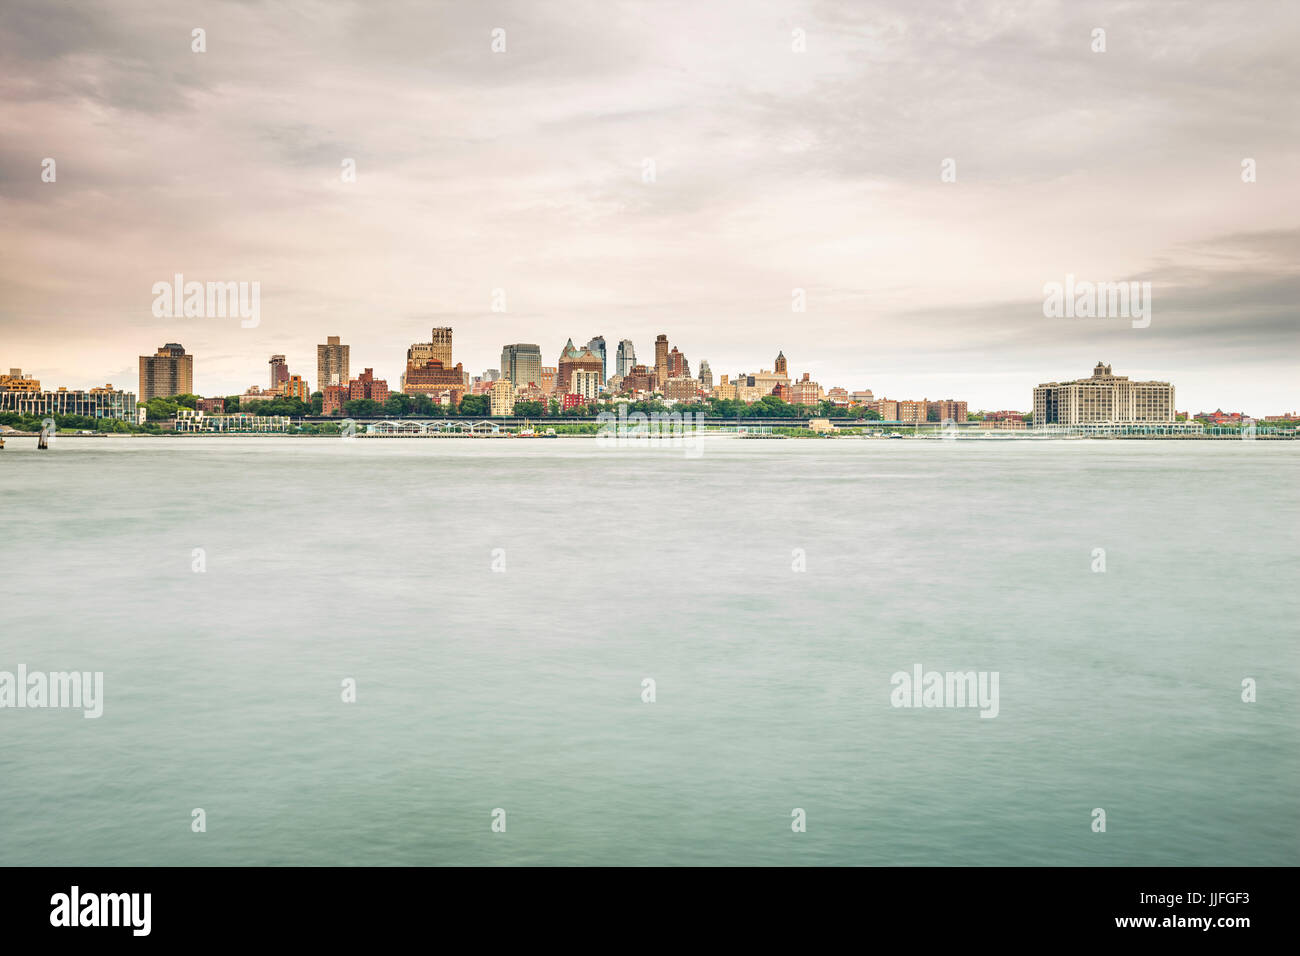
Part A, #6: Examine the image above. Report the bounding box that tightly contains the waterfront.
[1,438,1296,866]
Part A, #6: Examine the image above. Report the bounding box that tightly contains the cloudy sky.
[1,0,1296,411]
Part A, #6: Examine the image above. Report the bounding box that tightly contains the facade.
[316,336,350,390]
[501,343,543,390]
[282,374,310,403]
[1034,363,1175,425]
[620,364,657,394]
[789,372,822,406]
[654,334,669,387]
[139,343,193,401]
[196,397,225,413]
[850,389,875,405]
[774,351,788,376]
[561,392,586,411]
[403,359,466,396]
[490,378,515,416]
[571,368,602,401]
[1,384,137,421]
[664,377,701,403]
[616,339,637,378]
[667,347,689,379]
[557,339,604,394]
[324,368,389,414]
[269,355,289,388]
[931,399,968,423]
[712,376,738,401]
[540,367,556,394]
[0,369,41,393]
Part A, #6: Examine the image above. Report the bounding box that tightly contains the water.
[1,435,1296,866]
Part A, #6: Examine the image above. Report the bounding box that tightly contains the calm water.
[1,435,1296,866]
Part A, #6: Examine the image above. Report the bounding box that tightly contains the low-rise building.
[0,384,137,421]
[175,409,290,433]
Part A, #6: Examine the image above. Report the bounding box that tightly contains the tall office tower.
[698,360,713,388]
[774,351,788,376]
[138,343,194,401]
[317,335,350,390]
[616,339,636,378]
[585,336,607,384]
[269,355,289,388]
[654,334,669,387]
[500,343,543,389]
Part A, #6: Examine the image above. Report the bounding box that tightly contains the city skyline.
[2,1,1297,411]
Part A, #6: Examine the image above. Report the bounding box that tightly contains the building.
[324,368,389,415]
[712,375,738,401]
[1034,362,1175,425]
[196,397,225,413]
[139,343,193,401]
[732,368,789,403]
[585,336,607,384]
[930,399,969,424]
[269,355,289,388]
[490,378,515,416]
[826,387,849,405]
[557,339,604,394]
[664,377,702,403]
[616,339,637,378]
[316,336,350,391]
[654,334,669,387]
[774,351,788,376]
[789,372,822,406]
[501,343,543,390]
[0,384,137,421]
[620,364,657,394]
[571,368,602,401]
[281,374,310,403]
[0,369,40,393]
[540,367,556,394]
[698,360,713,389]
[403,359,466,397]
[850,389,875,405]
[666,347,689,379]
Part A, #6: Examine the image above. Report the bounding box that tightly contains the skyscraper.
[667,347,689,379]
[616,339,636,378]
[775,350,788,376]
[501,343,543,390]
[698,360,713,388]
[557,338,604,395]
[317,335,350,390]
[585,336,607,384]
[269,354,289,388]
[139,343,193,401]
[654,334,669,387]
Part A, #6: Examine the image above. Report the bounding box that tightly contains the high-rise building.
[269,355,289,388]
[654,334,669,387]
[501,344,543,390]
[540,367,556,394]
[557,339,604,394]
[698,360,713,389]
[317,336,349,391]
[139,343,193,401]
[571,368,601,401]
[282,374,310,403]
[490,378,515,416]
[585,336,607,384]
[667,347,689,379]
[931,399,968,424]
[616,339,637,378]
[775,351,788,376]
[1034,362,1175,425]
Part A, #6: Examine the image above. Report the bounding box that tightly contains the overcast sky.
[1,0,1296,411]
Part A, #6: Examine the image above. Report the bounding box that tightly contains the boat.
[887,432,904,439]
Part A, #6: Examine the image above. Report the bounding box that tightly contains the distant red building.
[324,368,389,414]
[562,393,585,411]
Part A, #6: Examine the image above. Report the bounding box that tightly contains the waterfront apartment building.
[316,336,350,390]
[501,343,543,390]
[490,378,515,416]
[0,384,137,421]
[616,339,637,378]
[1034,363,1175,425]
[175,409,289,433]
[139,343,193,401]
[323,368,390,415]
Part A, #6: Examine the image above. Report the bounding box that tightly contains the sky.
[1,0,1296,412]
